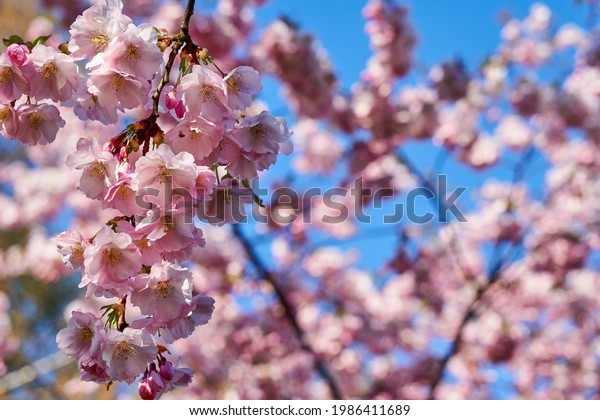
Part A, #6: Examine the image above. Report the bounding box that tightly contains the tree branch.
[427,148,536,399]
[231,224,343,399]
[150,0,197,119]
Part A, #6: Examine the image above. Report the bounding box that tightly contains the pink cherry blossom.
[132,143,198,202]
[15,103,66,146]
[52,229,89,270]
[223,66,262,110]
[27,44,80,102]
[233,110,292,155]
[131,261,193,322]
[102,328,157,384]
[160,294,215,343]
[0,104,18,138]
[80,357,110,384]
[164,86,186,119]
[81,226,142,298]
[104,24,163,80]
[0,53,29,102]
[180,65,228,121]
[103,166,140,216]
[56,310,105,363]
[88,65,150,110]
[135,206,204,253]
[195,166,217,197]
[68,0,132,59]
[65,136,118,200]
[165,116,224,161]
[72,88,119,125]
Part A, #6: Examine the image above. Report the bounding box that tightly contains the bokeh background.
[1,0,599,399]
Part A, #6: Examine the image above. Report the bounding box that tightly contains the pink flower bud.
[165,91,186,118]
[160,360,175,381]
[165,91,178,110]
[148,370,165,392]
[7,44,29,66]
[174,101,186,119]
[138,378,156,400]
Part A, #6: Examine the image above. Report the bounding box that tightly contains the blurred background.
[1,0,599,399]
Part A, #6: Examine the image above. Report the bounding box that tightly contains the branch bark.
[231,224,343,399]
[150,0,197,119]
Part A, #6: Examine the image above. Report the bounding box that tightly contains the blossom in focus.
[15,103,66,146]
[81,226,142,298]
[65,136,118,200]
[56,310,105,363]
[102,328,157,383]
[131,261,194,322]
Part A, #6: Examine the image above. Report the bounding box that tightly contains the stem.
[231,224,343,399]
[117,296,129,332]
[150,0,197,119]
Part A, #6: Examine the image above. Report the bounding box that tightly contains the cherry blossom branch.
[150,0,197,120]
[427,148,536,399]
[231,224,343,399]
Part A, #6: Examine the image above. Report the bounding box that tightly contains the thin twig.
[231,224,343,399]
[150,0,197,119]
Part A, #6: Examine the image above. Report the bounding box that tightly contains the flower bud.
[138,378,156,400]
[7,44,29,66]
[148,370,165,392]
[160,360,175,381]
[198,48,210,62]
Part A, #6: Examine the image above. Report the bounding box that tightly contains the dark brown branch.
[150,0,197,119]
[231,224,343,399]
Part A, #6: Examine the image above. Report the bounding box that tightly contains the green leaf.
[30,34,51,48]
[2,35,25,47]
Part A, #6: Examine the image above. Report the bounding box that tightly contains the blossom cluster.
[17,0,294,399]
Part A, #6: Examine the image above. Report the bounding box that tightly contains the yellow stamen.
[189,129,204,141]
[40,62,57,80]
[0,106,11,122]
[28,112,44,129]
[90,31,110,52]
[0,67,12,84]
[103,247,122,265]
[80,327,93,342]
[136,237,149,250]
[155,280,175,300]
[201,84,215,101]
[156,166,172,183]
[124,45,141,62]
[114,341,135,360]
[226,76,241,92]
[162,214,176,232]
[111,73,126,92]
[250,124,266,140]
[86,161,106,178]
[117,184,132,200]
[71,245,84,263]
